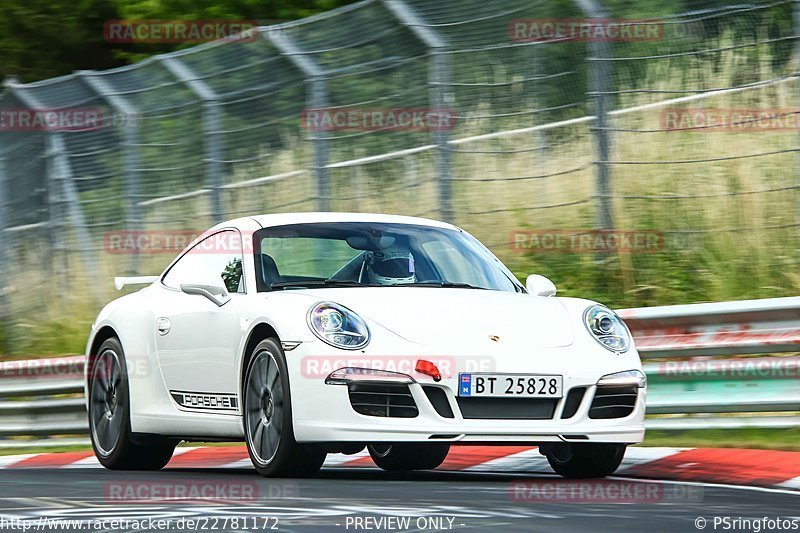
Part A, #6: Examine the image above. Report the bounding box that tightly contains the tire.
[367,443,450,471]
[545,443,626,479]
[88,337,175,470]
[243,338,327,477]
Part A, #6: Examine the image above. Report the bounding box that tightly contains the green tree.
[0,0,357,83]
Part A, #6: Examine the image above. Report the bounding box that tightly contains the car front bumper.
[287,339,646,445]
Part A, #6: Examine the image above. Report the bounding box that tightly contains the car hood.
[282,287,575,349]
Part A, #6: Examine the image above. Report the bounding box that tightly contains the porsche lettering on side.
[85,212,646,478]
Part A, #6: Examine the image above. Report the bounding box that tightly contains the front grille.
[422,386,454,418]
[347,383,418,418]
[561,387,587,419]
[589,385,638,419]
[455,397,557,419]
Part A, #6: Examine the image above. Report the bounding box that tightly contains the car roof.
[225,212,459,231]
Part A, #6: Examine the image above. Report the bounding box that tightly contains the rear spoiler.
[114,276,160,290]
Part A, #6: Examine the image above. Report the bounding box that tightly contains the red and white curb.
[1,446,798,490]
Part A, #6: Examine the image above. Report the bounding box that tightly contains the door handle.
[156,317,171,336]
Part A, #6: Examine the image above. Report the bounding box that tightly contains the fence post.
[574,0,615,231]
[309,78,330,212]
[46,134,99,279]
[794,0,800,231]
[383,0,453,222]
[268,32,330,212]
[43,133,68,282]
[160,57,224,223]
[0,156,10,353]
[79,73,142,273]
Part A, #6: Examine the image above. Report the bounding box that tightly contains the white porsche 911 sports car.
[85,212,645,478]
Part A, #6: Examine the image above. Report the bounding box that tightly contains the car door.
[154,229,246,414]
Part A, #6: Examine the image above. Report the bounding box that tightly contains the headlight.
[583,305,631,353]
[307,302,370,350]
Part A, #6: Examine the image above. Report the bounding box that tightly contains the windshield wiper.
[270,279,375,290]
[402,281,487,289]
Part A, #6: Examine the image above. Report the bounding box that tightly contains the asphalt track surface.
[0,466,798,532]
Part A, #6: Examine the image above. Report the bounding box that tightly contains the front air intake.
[422,386,455,418]
[456,397,557,419]
[588,385,638,419]
[347,382,418,418]
[561,387,587,419]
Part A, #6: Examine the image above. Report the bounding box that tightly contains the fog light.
[325,367,415,385]
[597,369,647,388]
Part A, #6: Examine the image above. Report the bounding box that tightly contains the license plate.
[458,373,563,398]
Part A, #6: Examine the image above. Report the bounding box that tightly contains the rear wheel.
[243,338,326,477]
[88,337,175,470]
[368,443,450,471]
[545,443,626,478]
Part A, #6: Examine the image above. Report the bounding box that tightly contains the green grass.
[640,428,800,452]
[0,444,90,456]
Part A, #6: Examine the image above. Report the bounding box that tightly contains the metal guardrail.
[621,298,800,430]
[0,297,798,447]
[0,356,88,448]
[618,296,800,358]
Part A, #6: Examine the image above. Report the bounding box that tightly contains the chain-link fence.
[1,0,799,354]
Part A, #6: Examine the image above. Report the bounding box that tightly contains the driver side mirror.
[180,283,231,307]
[525,275,557,297]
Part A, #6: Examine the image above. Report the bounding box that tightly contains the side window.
[162,230,245,293]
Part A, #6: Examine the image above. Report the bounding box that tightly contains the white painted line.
[324,450,371,467]
[464,448,550,473]
[172,447,200,456]
[221,459,254,469]
[608,476,800,496]
[617,447,691,472]
[220,449,372,469]
[0,454,39,468]
[63,446,199,469]
[779,476,800,490]
[63,456,102,469]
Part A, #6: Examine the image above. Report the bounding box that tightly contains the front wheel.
[545,443,626,478]
[368,443,450,471]
[88,337,175,470]
[243,338,326,477]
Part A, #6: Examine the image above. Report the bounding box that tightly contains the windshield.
[253,222,522,292]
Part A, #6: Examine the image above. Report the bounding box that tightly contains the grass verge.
[639,428,800,452]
